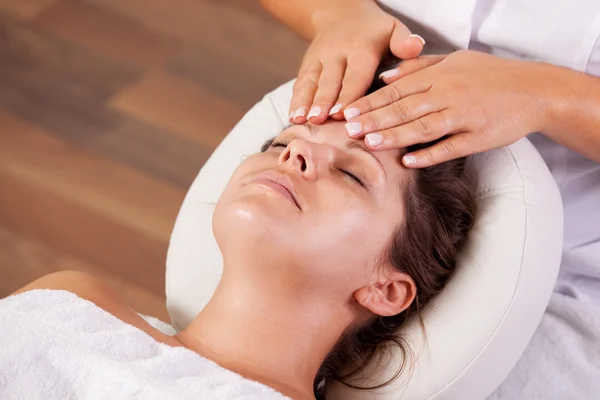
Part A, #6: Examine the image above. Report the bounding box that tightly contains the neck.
[173,267,353,399]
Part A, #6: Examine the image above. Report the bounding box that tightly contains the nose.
[277,139,333,180]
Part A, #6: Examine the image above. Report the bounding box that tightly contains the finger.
[362,110,464,151]
[379,55,446,83]
[389,30,425,60]
[344,72,432,121]
[344,93,442,139]
[401,132,475,168]
[290,62,322,124]
[307,58,346,124]
[331,54,380,120]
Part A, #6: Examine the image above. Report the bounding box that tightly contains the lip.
[249,170,302,210]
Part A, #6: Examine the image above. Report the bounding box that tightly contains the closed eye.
[268,139,366,189]
[270,140,288,149]
[337,168,365,187]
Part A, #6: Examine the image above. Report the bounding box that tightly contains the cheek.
[301,197,395,277]
[306,185,384,244]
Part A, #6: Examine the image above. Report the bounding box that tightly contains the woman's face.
[213,121,409,299]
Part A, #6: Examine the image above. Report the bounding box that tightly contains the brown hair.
[314,139,476,395]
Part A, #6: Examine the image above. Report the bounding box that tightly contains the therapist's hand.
[289,3,424,125]
[343,50,548,168]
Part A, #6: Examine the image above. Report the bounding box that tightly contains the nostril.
[280,148,290,163]
[297,155,307,172]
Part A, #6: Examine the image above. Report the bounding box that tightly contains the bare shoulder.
[12,271,179,346]
[14,270,121,304]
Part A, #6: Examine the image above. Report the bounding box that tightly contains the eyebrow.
[304,123,385,174]
[345,140,386,173]
[306,122,319,136]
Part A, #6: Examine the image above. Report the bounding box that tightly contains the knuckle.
[341,74,368,92]
[361,97,377,113]
[382,129,398,146]
[313,94,336,107]
[386,84,403,104]
[294,77,318,92]
[393,102,411,123]
[418,117,433,138]
[363,115,380,131]
[425,148,436,162]
[440,140,455,157]
[299,61,322,76]
[318,75,342,90]
[437,113,450,133]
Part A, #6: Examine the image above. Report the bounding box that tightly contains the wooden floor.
[0,0,307,321]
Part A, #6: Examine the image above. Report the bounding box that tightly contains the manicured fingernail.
[288,111,295,120]
[345,122,362,137]
[344,107,361,120]
[307,106,322,119]
[365,133,383,147]
[379,69,400,80]
[403,155,417,166]
[409,34,426,46]
[293,107,307,119]
[329,103,343,115]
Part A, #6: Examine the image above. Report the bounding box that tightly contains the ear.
[354,269,416,317]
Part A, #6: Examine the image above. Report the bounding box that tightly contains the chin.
[213,193,292,257]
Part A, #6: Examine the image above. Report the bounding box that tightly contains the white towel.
[0,289,290,400]
[487,277,600,399]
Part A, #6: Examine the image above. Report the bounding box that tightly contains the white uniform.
[378,1,600,398]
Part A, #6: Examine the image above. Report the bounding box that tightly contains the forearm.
[259,0,377,40]
[540,63,600,163]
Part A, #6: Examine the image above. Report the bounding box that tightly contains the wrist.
[519,60,561,135]
[533,63,574,139]
[311,0,379,35]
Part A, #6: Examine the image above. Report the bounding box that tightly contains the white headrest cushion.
[166,80,563,399]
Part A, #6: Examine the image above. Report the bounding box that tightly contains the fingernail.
[288,111,295,120]
[344,107,361,120]
[403,155,417,166]
[293,107,307,119]
[307,106,322,119]
[365,133,383,147]
[345,122,363,137]
[409,34,426,46]
[329,103,343,115]
[379,69,400,80]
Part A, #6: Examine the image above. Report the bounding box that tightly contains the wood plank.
[34,0,179,69]
[0,112,182,296]
[0,14,140,139]
[0,112,184,243]
[0,225,170,322]
[0,14,139,98]
[88,0,307,77]
[109,71,245,147]
[0,0,57,21]
[0,80,207,189]
[0,159,171,295]
[0,164,168,295]
[0,17,207,187]
[168,43,291,109]
[82,117,211,189]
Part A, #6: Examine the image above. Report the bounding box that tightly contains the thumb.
[389,24,425,60]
